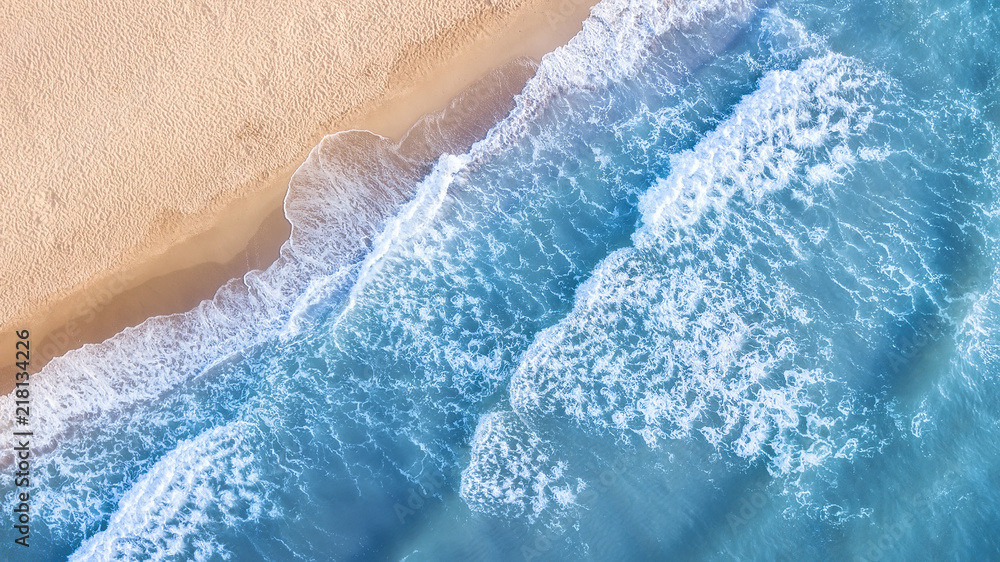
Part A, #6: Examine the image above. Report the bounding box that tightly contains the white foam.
[68,421,279,561]
[758,7,829,62]
[636,53,886,242]
[460,411,582,520]
[477,0,764,155]
[0,0,783,468]
[956,263,1000,371]
[0,0,901,539]
[0,129,443,464]
[464,51,894,520]
[335,154,470,325]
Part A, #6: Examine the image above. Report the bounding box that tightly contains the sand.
[0,0,597,393]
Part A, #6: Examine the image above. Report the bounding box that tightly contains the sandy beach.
[0,0,596,393]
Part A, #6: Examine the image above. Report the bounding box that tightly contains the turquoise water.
[3,0,1000,559]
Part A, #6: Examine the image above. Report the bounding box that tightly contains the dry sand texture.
[0,0,597,390]
[0,0,531,322]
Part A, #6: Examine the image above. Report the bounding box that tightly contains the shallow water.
[3,0,999,559]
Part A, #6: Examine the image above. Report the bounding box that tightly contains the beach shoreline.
[0,0,598,394]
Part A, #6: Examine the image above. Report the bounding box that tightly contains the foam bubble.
[0,131,455,465]
[636,53,886,241]
[68,422,279,561]
[336,154,471,324]
[479,0,766,154]
[460,412,583,520]
[463,52,896,522]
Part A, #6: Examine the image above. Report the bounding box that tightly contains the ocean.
[3,0,999,559]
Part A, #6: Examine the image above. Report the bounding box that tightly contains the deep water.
[3,0,999,559]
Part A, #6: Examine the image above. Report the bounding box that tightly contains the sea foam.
[463,52,893,518]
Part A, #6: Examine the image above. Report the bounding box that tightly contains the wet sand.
[0,0,598,393]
